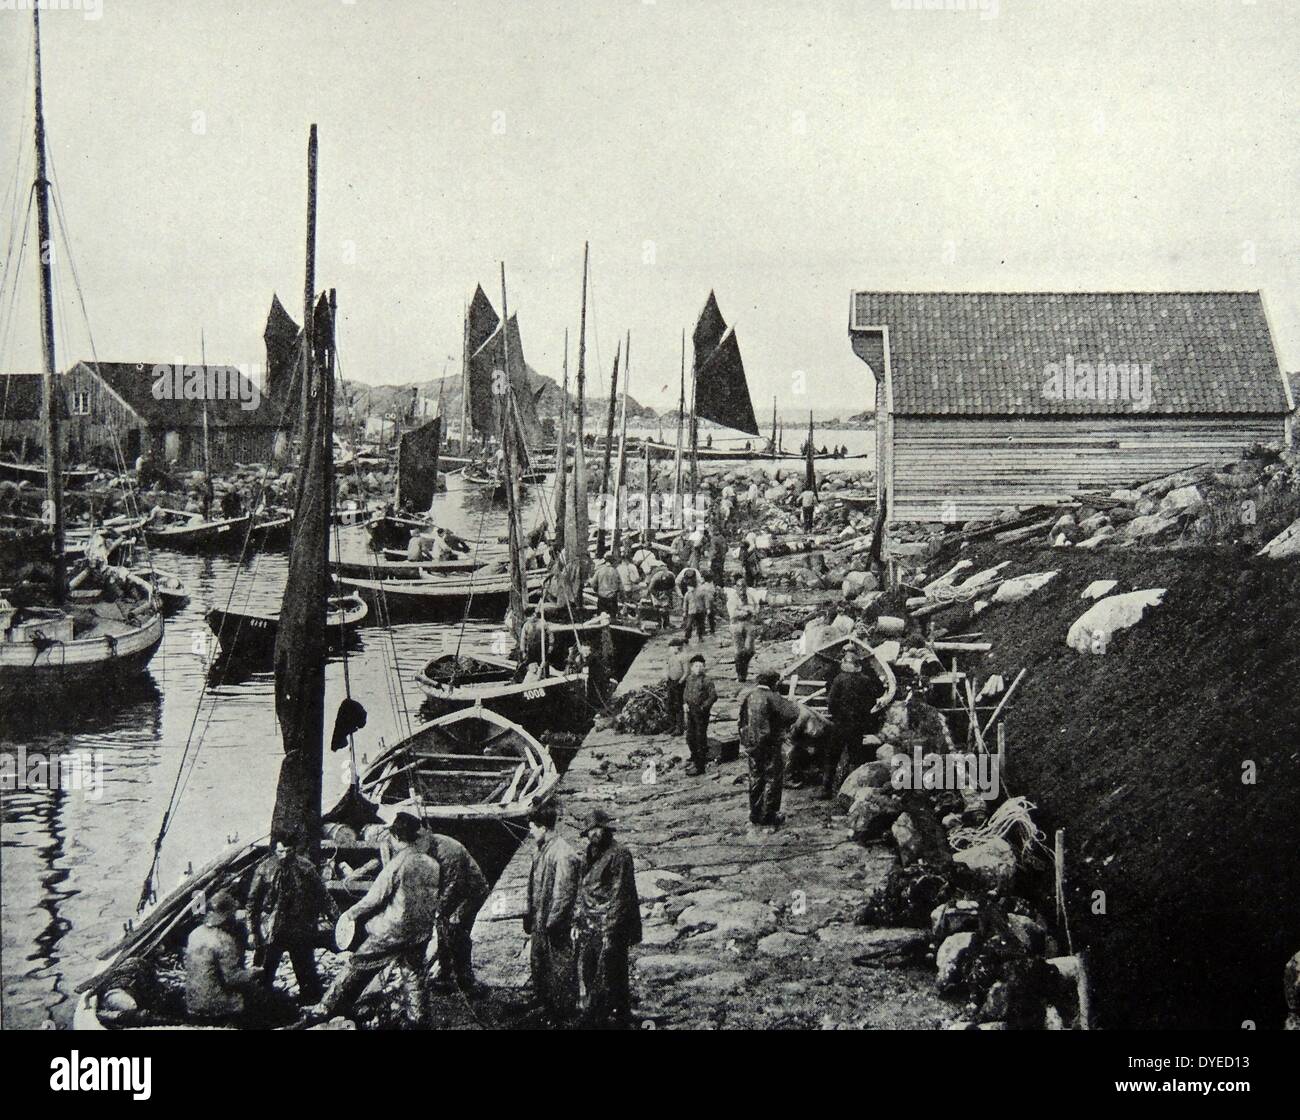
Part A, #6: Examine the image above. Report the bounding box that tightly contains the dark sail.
[463,285,502,437]
[469,313,541,452]
[692,291,727,368]
[270,290,334,852]
[396,415,442,512]
[694,326,758,436]
[263,294,301,411]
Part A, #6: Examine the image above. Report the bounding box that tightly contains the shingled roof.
[0,373,56,422]
[74,362,285,428]
[850,291,1289,417]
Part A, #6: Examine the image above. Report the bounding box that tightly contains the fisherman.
[726,574,764,621]
[221,488,243,518]
[574,808,642,1028]
[730,604,757,682]
[738,670,803,834]
[311,812,440,1028]
[519,610,545,673]
[592,554,622,620]
[523,803,582,1023]
[664,636,688,735]
[616,551,641,595]
[709,535,727,587]
[683,576,711,644]
[645,565,676,629]
[246,829,340,1005]
[584,639,613,709]
[184,890,296,1028]
[821,649,887,799]
[699,571,719,635]
[426,832,490,995]
[683,653,718,775]
[200,474,215,521]
[799,485,817,531]
[674,563,701,605]
[739,535,763,585]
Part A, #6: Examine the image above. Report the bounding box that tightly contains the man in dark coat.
[524,803,582,1022]
[821,649,887,798]
[574,808,641,1028]
[427,832,490,994]
[246,829,339,1004]
[682,653,718,775]
[738,670,803,833]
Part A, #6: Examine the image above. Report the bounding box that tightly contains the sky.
[1,0,1296,418]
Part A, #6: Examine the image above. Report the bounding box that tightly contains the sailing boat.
[76,137,555,1031]
[0,9,163,700]
[686,291,759,500]
[413,264,588,728]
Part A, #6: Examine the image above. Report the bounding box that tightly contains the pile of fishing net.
[611,683,671,734]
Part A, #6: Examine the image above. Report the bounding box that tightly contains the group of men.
[523,803,642,1028]
[183,817,490,1029]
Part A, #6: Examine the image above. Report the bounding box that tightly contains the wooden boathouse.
[849,291,1294,523]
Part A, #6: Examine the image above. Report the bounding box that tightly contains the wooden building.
[849,291,1294,523]
[0,362,288,472]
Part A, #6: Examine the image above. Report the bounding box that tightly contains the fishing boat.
[339,566,547,621]
[136,567,191,614]
[0,457,99,489]
[205,592,367,664]
[0,11,163,702]
[779,634,897,714]
[414,651,587,730]
[143,505,293,553]
[357,705,558,886]
[329,554,483,580]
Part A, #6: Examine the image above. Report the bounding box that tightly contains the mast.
[32,7,64,598]
[805,410,817,495]
[201,331,211,481]
[571,242,590,588]
[771,395,777,459]
[500,263,526,648]
[460,298,470,456]
[641,438,652,540]
[611,331,630,558]
[300,125,318,447]
[596,342,620,556]
[688,330,699,515]
[672,329,684,529]
[554,328,569,553]
[271,126,331,859]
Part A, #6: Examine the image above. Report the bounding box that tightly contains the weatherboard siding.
[888,415,1284,522]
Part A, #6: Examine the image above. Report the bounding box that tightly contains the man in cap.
[311,812,440,1028]
[664,637,688,735]
[246,828,339,1005]
[184,891,297,1027]
[738,669,803,833]
[645,564,676,629]
[523,802,582,1023]
[822,648,887,799]
[730,604,757,683]
[574,808,642,1028]
[426,832,490,995]
[592,553,622,621]
[683,653,718,775]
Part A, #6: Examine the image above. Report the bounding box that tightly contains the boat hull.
[0,612,164,698]
[416,671,589,732]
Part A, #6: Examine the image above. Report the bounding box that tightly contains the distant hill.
[340,369,657,427]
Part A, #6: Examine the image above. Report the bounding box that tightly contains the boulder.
[992,570,1059,604]
[952,836,1017,892]
[845,790,904,839]
[837,760,894,807]
[1123,512,1180,541]
[891,813,924,866]
[1075,526,1116,550]
[1160,484,1204,514]
[931,899,981,941]
[1080,579,1117,601]
[1066,588,1167,654]
[1258,518,1300,560]
[936,931,976,994]
[841,569,878,596]
[757,931,811,957]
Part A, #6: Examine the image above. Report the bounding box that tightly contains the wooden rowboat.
[358,705,559,885]
[205,592,367,663]
[779,634,896,713]
[414,651,589,730]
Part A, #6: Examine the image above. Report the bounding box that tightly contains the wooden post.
[1055,828,1075,956]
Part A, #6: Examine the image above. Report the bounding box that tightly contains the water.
[0,436,874,1029]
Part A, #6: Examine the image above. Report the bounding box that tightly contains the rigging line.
[0,190,35,378]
